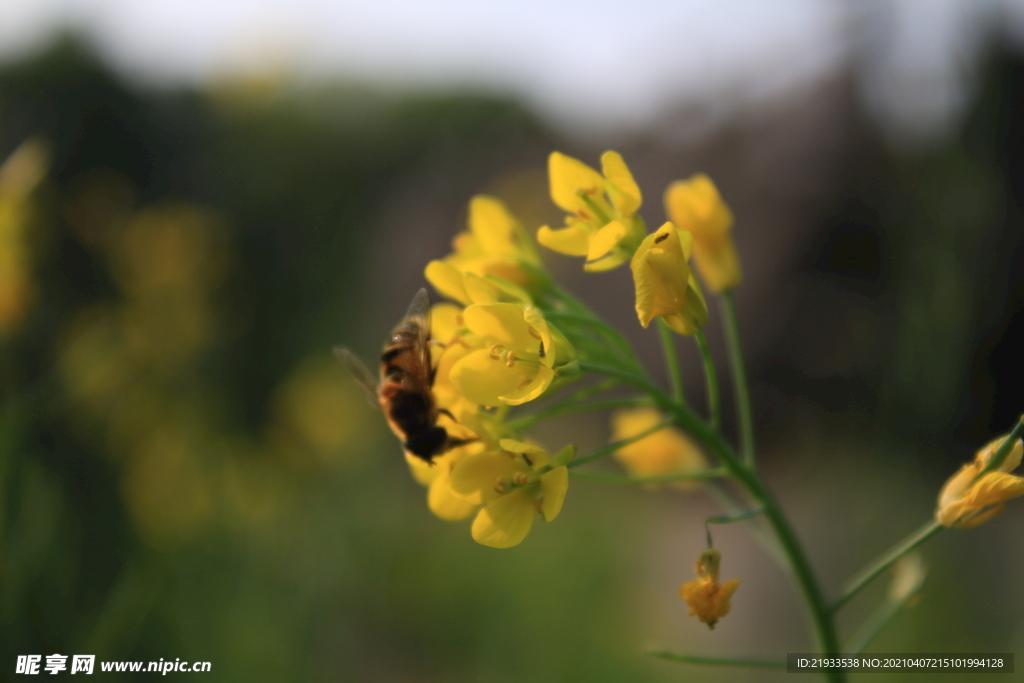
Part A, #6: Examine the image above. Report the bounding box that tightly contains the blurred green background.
[1,17,1023,683]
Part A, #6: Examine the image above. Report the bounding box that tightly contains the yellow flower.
[425,195,545,305]
[0,139,49,336]
[449,301,575,407]
[630,222,709,336]
[537,151,646,272]
[611,407,707,489]
[679,548,739,630]
[405,445,482,521]
[449,440,572,548]
[936,434,1024,529]
[664,174,741,293]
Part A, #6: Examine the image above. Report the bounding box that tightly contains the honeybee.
[336,288,473,464]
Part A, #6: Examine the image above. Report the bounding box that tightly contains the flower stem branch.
[720,292,755,467]
[694,330,720,431]
[567,417,676,469]
[579,360,844,680]
[844,582,925,654]
[569,467,728,484]
[978,415,1024,478]
[832,520,943,613]
[507,397,650,431]
[657,319,685,405]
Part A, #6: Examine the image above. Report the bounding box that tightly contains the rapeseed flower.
[679,548,740,630]
[664,174,741,293]
[537,151,646,272]
[611,407,707,488]
[448,300,576,407]
[425,195,545,305]
[630,222,709,336]
[449,440,572,548]
[936,434,1024,529]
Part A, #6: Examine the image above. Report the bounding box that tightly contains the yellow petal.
[600,150,641,216]
[664,174,733,239]
[586,220,628,264]
[449,451,518,504]
[964,472,1024,508]
[405,452,438,486]
[427,469,477,521]
[661,273,709,336]
[583,250,629,273]
[537,224,591,256]
[549,152,604,214]
[469,195,518,255]
[425,260,471,305]
[539,466,568,521]
[430,303,464,343]
[471,488,535,548]
[957,503,1007,530]
[450,348,535,407]
[462,303,532,347]
[498,365,554,405]
[632,248,689,328]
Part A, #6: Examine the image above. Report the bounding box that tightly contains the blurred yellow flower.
[936,434,1024,529]
[449,440,571,548]
[611,407,707,488]
[664,174,741,293]
[537,151,646,272]
[425,195,545,305]
[679,548,739,630]
[449,302,575,407]
[630,222,708,336]
[0,138,49,336]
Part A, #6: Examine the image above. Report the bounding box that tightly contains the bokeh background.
[1,1,1023,681]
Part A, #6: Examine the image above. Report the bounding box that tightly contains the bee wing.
[402,287,433,378]
[334,346,381,409]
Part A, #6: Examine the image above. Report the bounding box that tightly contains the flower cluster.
[383,153,740,549]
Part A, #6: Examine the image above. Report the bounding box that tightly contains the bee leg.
[438,408,456,421]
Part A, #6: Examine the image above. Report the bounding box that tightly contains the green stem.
[565,417,674,470]
[704,481,789,569]
[545,305,636,364]
[832,520,943,613]
[978,415,1024,478]
[507,397,649,431]
[657,319,685,405]
[648,651,786,669]
[694,330,720,431]
[569,467,728,484]
[721,292,755,467]
[579,361,844,679]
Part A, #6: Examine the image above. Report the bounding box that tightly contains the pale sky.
[2,0,1023,141]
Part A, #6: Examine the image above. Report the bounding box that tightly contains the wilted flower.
[630,222,709,336]
[537,151,646,272]
[936,434,1024,529]
[664,174,741,293]
[679,548,740,630]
